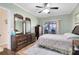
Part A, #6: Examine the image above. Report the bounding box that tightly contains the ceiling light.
[42,9,49,13]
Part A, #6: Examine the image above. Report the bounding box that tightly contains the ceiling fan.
[35,3,59,14]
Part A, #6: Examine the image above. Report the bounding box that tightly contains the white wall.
[0,7,13,49]
[38,14,72,34]
[0,8,8,46]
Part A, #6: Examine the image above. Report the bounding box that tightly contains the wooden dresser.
[13,14,36,52]
[11,33,36,52]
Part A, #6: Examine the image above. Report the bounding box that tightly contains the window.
[44,21,57,34]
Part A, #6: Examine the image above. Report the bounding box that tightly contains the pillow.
[64,33,79,39]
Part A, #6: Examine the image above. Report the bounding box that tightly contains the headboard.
[72,25,79,35]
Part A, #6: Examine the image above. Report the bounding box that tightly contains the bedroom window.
[44,21,57,34]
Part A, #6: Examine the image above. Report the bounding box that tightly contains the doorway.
[0,8,8,48]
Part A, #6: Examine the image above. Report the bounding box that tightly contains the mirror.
[25,18,31,34]
[14,14,23,34]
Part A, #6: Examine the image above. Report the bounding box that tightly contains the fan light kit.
[42,9,49,13]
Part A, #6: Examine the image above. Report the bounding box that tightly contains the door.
[44,21,57,34]
[0,8,8,48]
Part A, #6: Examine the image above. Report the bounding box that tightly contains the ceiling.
[15,3,78,18]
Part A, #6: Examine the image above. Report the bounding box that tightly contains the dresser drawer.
[15,36,23,42]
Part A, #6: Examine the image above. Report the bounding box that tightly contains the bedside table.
[72,40,79,55]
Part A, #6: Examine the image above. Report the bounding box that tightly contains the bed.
[37,34,73,54]
[26,25,79,55]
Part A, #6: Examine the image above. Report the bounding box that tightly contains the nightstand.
[72,39,79,55]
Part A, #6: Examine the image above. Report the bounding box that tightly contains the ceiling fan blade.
[36,6,43,8]
[38,10,43,13]
[50,7,59,9]
[36,3,48,8]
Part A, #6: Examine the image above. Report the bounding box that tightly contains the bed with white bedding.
[37,34,73,55]
[27,34,72,55]
[26,25,79,55]
[26,34,73,55]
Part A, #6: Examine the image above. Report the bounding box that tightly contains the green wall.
[0,3,76,34]
[38,14,72,34]
[0,3,38,33]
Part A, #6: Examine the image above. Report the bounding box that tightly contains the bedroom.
[0,3,79,55]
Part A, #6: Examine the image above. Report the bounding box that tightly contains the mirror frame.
[25,17,31,34]
[14,14,24,35]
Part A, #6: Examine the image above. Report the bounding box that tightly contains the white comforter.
[26,34,73,55]
[26,34,77,55]
[37,34,72,54]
